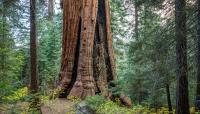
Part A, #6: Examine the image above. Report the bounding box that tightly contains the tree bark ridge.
[57,0,119,100]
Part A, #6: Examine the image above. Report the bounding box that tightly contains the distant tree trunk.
[175,0,189,113]
[196,0,200,111]
[30,0,40,111]
[134,2,139,40]
[30,0,38,94]
[48,0,54,21]
[166,84,173,114]
[134,2,140,104]
[1,2,6,72]
[58,0,116,99]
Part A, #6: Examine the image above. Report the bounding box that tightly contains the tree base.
[50,88,132,108]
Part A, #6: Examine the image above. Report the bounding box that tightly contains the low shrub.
[85,95,106,111]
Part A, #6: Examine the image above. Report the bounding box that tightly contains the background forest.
[0,0,199,114]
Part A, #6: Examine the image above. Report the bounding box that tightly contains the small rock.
[75,102,95,114]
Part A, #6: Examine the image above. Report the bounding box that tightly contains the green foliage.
[84,96,177,114]
[0,0,199,113]
[0,17,25,103]
[2,87,28,102]
[97,100,134,114]
[132,0,165,9]
[38,14,62,94]
[0,87,30,114]
[85,95,106,110]
[84,96,196,114]
[67,96,82,104]
[127,8,167,105]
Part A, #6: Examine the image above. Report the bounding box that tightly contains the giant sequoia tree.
[57,0,118,99]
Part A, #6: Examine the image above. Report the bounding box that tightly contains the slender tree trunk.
[30,0,40,111]
[175,0,189,113]
[1,1,6,72]
[196,0,200,111]
[48,0,54,21]
[134,2,140,104]
[0,1,7,101]
[134,2,139,40]
[30,0,38,94]
[166,84,173,114]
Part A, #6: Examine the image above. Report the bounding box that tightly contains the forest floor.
[0,98,77,114]
[41,98,76,114]
[1,98,197,114]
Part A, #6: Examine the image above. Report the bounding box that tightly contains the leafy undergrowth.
[0,87,48,114]
[0,87,30,114]
[0,88,199,114]
[2,87,28,102]
[85,95,198,114]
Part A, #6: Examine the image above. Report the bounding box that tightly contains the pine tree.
[196,0,200,111]
[30,0,38,94]
[29,0,40,111]
[175,0,190,113]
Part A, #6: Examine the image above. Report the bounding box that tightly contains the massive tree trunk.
[57,0,117,99]
[175,0,190,113]
[196,0,200,111]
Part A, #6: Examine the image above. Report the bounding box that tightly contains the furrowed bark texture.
[30,0,38,94]
[58,0,116,99]
[29,0,40,111]
[196,0,200,110]
[175,0,189,113]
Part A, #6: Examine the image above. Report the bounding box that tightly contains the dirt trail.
[41,98,75,114]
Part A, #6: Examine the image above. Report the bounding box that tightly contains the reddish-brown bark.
[57,1,130,107]
[58,0,113,99]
